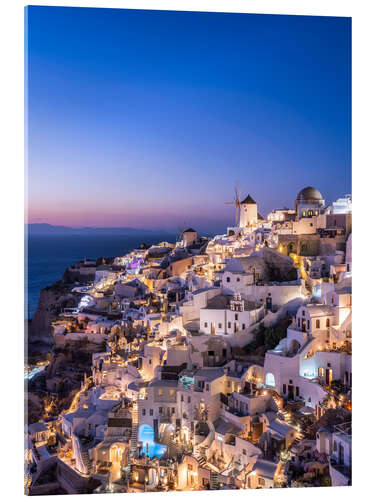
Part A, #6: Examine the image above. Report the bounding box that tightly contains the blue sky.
[26,6,351,233]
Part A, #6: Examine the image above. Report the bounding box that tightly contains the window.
[204,322,208,328]
[206,384,210,391]
[331,296,334,304]
[318,368,324,377]
[258,478,265,486]
[226,277,230,283]
[242,324,246,330]
[235,313,238,321]
[333,441,337,451]
[171,407,175,414]
[242,449,246,455]
[297,318,301,327]
[169,389,175,397]
[158,389,163,396]
[149,359,152,364]
[181,395,184,402]
[218,323,222,329]
[208,350,214,356]
[227,381,231,388]
[188,396,191,403]
[327,363,331,368]
[316,319,320,329]
[150,409,153,416]
[307,320,310,330]
[159,407,163,414]
[283,384,286,394]
[237,277,240,282]
[326,318,330,327]
[228,322,232,329]
[296,386,299,397]
[302,310,305,316]
[142,409,146,416]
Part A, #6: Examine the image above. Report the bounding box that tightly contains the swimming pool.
[138,425,167,459]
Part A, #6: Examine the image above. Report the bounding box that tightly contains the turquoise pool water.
[138,425,167,459]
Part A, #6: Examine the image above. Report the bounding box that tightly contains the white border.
[1,1,375,499]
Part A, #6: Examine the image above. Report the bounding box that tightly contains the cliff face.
[28,282,79,346]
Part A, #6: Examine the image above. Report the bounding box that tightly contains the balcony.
[329,458,351,485]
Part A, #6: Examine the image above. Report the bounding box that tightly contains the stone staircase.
[210,471,219,489]
[130,402,139,457]
[193,445,208,468]
[81,450,93,474]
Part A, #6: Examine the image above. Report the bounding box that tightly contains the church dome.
[296,186,323,202]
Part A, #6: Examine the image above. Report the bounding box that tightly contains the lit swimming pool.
[138,424,167,459]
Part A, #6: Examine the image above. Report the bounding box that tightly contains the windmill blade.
[235,181,241,204]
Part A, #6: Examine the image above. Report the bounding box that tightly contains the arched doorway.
[287,242,295,255]
[110,444,124,463]
[265,372,276,387]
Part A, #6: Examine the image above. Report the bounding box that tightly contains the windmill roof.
[241,194,257,205]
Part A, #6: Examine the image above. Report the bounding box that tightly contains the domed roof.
[296,186,323,202]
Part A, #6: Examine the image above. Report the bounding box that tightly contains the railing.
[159,416,172,424]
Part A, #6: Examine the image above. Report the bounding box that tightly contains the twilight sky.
[26,6,351,233]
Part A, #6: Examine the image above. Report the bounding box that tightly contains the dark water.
[26,233,175,319]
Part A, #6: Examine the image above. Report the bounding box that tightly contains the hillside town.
[25,186,352,494]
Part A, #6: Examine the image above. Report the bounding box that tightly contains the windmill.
[176,222,188,244]
[225,182,241,227]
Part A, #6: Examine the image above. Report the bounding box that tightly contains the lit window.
[158,389,163,396]
[169,389,175,397]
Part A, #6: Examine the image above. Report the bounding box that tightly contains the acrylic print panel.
[25,5,352,495]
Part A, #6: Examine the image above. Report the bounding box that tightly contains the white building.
[239,194,258,228]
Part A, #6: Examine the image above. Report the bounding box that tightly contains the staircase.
[130,402,139,457]
[193,445,207,468]
[278,407,293,425]
[210,472,219,489]
[81,450,93,474]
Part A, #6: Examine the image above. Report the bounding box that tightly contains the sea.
[26,232,176,320]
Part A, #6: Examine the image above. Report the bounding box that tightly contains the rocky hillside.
[28,280,79,347]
